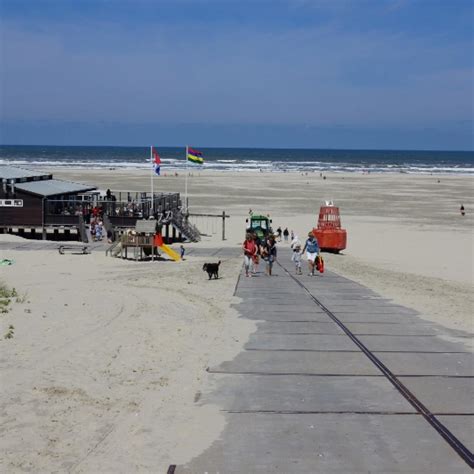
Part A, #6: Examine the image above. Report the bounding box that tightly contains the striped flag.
[187,147,204,165]
[152,147,161,175]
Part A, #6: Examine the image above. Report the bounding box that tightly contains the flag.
[187,147,204,165]
[152,147,161,175]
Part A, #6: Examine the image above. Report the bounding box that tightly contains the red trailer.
[312,205,347,253]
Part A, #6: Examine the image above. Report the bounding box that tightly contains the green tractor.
[246,214,273,240]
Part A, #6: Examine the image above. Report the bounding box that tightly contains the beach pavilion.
[0,165,97,240]
[0,165,198,243]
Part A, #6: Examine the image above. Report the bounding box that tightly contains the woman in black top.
[262,236,277,276]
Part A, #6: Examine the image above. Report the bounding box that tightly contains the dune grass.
[0,282,21,339]
[0,282,26,315]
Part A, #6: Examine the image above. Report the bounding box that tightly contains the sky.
[0,0,473,150]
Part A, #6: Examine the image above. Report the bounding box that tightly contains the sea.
[0,145,473,175]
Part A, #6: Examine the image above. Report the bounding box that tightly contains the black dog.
[203,261,221,280]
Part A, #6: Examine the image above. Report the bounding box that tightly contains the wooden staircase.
[170,210,201,242]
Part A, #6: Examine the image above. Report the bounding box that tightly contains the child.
[252,253,260,275]
[90,219,97,242]
[95,221,103,241]
[252,234,261,274]
[290,234,302,275]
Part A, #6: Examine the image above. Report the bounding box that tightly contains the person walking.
[276,227,282,242]
[95,220,104,241]
[302,232,319,276]
[290,234,303,275]
[262,236,277,276]
[252,234,261,274]
[90,219,97,242]
[283,228,289,242]
[290,229,294,241]
[242,233,257,277]
[460,204,465,216]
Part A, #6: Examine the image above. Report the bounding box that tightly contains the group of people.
[290,232,321,276]
[274,226,292,242]
[243,230,321,277]
[242,233,278,277]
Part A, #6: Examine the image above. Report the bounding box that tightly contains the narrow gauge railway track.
[276,260,474,469]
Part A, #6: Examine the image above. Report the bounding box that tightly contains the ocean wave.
[1,157,473,174]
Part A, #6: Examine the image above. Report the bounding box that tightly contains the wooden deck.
[0,191,186,243]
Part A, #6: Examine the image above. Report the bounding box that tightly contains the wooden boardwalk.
[176,248,473,473]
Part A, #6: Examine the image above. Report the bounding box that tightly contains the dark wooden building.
[0,166,200,243]
[0,166,96,230]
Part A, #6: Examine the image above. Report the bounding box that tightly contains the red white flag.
[152,147,161,175]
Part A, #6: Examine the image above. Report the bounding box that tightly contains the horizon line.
[1,144,473,153]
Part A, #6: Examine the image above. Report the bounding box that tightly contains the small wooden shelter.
[120,219,160,261]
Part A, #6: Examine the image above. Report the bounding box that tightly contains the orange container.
[312,206,347,253]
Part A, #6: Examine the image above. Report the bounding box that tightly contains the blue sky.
[0,0,472,149]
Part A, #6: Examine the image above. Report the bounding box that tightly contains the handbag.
[315,255,324,273]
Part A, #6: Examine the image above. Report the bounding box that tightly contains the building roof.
[0,165,51,181]
[15,179,96,197]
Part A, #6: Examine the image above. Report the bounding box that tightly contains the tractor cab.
[246,214,273,240]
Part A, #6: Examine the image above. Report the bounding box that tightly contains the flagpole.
[150,146,154,216]
[184,146,189,213]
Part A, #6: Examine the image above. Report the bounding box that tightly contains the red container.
[312,206,347,253]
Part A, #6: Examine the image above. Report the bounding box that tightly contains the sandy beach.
[51,168,474,330]
[1,169,473,472]
[0,235,254,472]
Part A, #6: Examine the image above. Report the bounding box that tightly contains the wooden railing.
[121,234,154,247]
[45,192,182,223]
